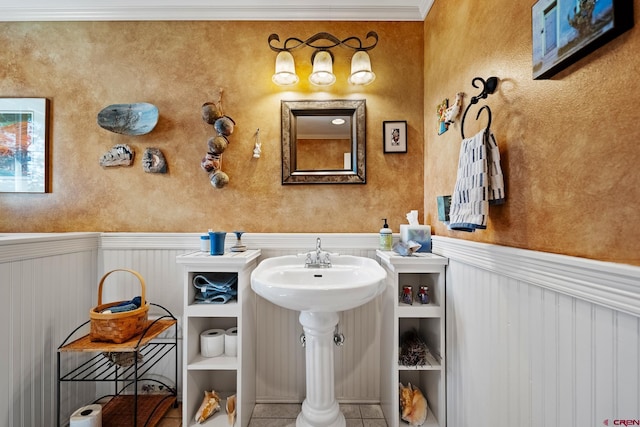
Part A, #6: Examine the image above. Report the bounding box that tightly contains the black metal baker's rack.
[57,303,178,427]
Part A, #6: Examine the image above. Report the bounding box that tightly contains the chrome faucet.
[305,238,332,268]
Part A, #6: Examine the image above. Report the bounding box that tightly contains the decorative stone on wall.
[200,89,234,189]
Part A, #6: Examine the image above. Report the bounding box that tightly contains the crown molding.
[419,0,435,20]
[0,2,428,22]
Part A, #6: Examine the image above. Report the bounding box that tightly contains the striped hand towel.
[449,128,505,232]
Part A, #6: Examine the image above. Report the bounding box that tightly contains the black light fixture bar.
[268,31,379,53]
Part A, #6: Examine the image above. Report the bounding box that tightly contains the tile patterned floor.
[156,403,388,427]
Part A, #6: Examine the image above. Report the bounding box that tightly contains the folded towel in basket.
[449,128,505,232]
[101,296,142,314]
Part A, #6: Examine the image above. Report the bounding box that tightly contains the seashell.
[142,147,167,173]
[253,142,262,159]
[398,382,428,426]
[208,135,229,154]
[202,102,224,124]
[201,152,221,173]
[102,351,143,368]
[209,170,229,188]
[100,144,134,167]
[226,394,237,426]
[97,102,158,136]
[214,116,235,136]
[195,390,221,424]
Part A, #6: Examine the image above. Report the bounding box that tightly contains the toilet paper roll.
[70,404,102,427]
[200,328,225,357]
[225,326,238,357]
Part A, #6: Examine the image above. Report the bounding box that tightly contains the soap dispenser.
[379,218,392,251]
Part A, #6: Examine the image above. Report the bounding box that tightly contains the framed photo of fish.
[0,98,50,193]
[532,0,634,79]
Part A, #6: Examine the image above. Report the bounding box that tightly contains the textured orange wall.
[0,21,424,233]
[297,138,351,170]
[423,0,640,265]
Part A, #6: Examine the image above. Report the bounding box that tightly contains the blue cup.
[209,231,226,255]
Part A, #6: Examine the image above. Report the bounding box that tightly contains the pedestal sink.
[251,253,386,427]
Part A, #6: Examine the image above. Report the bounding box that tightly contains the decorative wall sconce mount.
[268,31,379,87]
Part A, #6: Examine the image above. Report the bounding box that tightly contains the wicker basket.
[89,269,149,344]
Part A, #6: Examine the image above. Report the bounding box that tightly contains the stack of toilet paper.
[70,404,102,427]
[200,327,238,357]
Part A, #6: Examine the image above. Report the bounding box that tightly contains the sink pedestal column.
[297,311,345,427]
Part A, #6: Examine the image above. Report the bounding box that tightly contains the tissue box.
[400,225,432,253]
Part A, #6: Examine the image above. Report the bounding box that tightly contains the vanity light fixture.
[348,51,376,85]
[272,51,299,86]
[309,50,336,86]
[268,31,379,87]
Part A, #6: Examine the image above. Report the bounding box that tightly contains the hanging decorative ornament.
[253,128,262,159]
[201,88,233,189]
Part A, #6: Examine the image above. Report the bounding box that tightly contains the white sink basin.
[251,254,386,312]
[252,252,387,427]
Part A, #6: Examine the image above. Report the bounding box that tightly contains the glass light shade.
[348,51,376,85]
[309,50,336,86]
[272,51,299,86]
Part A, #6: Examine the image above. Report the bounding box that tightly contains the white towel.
[449,128,505,232]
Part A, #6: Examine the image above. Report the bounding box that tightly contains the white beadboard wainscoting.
[432,236,640,427]
[0,233,100,427]
[99,232,383,404]
[3,232,639,427]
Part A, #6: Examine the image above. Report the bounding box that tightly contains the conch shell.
[195,390,221,424]
[226,394,237,426]
[399,382,428,426]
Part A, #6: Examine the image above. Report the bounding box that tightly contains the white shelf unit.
[377,251,448,427]
[177,250,261,427]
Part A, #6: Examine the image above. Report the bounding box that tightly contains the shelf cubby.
[377,250,448,427]
[177,250,260,427]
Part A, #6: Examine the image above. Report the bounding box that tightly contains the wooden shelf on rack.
[102,394,177,427]
[59,319,176,353]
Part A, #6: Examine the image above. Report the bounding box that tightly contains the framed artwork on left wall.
[0,98,50,193]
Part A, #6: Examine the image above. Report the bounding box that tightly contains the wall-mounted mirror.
[282,99,366,184]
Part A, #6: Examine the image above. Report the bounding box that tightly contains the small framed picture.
[383,120,407,153]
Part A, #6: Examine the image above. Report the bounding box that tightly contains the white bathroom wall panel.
[5,232,637,427]
[100,233,383,403]
[432,236,640,427]
[0,233,100,427]
[99,241,189,400]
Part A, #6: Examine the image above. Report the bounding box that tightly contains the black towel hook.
[460,76,498,139]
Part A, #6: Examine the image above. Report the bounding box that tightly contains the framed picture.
[383,120,407,153]
[0,98,50,193]
[532,0,634,79]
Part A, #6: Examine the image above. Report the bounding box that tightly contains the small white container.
[200,235,210,252]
